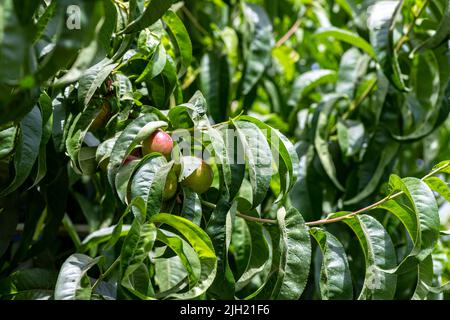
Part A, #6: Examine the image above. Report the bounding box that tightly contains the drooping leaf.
[310,228,353,300]
[314,27,376,58]
[54,254,101,300]
[120,0,176,34]
[0,106,42,197]
[368,1,408,91]
[255,207,311,300]
[241,3,273,95]
[341,214,397,299]
[149,213,217,299]
[232,120,273,207]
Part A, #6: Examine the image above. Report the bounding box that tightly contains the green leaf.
[31,0,57,43]
[241,3,273,95]
[343,141,398,205]
[200,52,230,123]
[181,186,202,225]
[115,158,140,205]
[120,219,157,297]
[149,213,217,299]
[238,115,300,201]
[154,256,188,294]
[336,48,370,100]
[130,155,172,216]
[310,228,353,299]
[135,43,167,82]
[336,119,365,158]
[314,27,376,59]
[120,0,176,34]
[155,229,201,295]
[256,207,311,300]
[413,0,450,52]
[386,176,440,262]
[0,0,29,84]
[205,125,238,200]
[232,120,273,207]
[0,268,57,300]
[0,106,42,197]
[163,10,192,77]
[425,176,450,202]
[313,94,346,191]
[235,213,270,292]
[78,59,118,107]
[66,104,104,174]
[287,69,337,109]
[412,255,434,300]
[31,92,53,187]
[54,254,101,300]
[342,214,397,299]
[0,126,17,159]
[205,198,235,299]
[368,0,408,91]
[107,115,166,186]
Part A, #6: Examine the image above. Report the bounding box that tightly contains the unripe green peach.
[181,160,214,194]
[142,129,173,157]
[163,170,178,201]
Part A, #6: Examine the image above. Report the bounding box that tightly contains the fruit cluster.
[123,129,214,201]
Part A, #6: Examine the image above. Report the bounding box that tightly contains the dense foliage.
[0,0,449,300]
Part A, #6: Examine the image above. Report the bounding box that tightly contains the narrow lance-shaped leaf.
[340,214,397,299]
[235,213,270,292]
[255,207,311,300]
[200,52,230,123]
[368,1,408,91]
[344,141,399,205]
[0,106,42,197]
[241,3,273,95]
[314,27,376,59]
[163,10,192,77]
[205,198,235,299]
[413,0,450,52]
[424,176,450,202]
[149,214,217,299]
[120,0,176,34]
[54,254,101,300]
[130,155,172,217]
[232,120,273,208]
[155,229,201,295]
[287,69,337,109]
[313,94,346,191]
[310,228,353,300]
[412,255,434,300]
[238,115,300,201]
[385,176,440,263]
[120,220,157,298]
[107,115,166,186]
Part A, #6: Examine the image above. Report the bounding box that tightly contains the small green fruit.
[182,160,214,194]
[163,170,178,201]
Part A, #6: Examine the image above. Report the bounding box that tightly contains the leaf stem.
[203,162,449,227]
[394,0,430,51]
[181,5,209,37]
[92,256,121,292]
[200,200,278,225]
[306,162,449,226]
[236,212,278,225]
[275,18,301,47]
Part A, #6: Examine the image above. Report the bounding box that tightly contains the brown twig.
[275,19,301,47]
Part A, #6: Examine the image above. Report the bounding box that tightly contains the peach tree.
[0,0,450,300]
